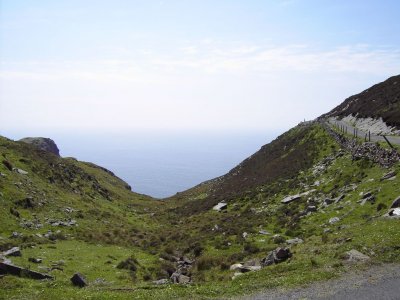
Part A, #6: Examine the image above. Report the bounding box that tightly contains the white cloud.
[0,42,399,132]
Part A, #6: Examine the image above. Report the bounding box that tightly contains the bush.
[196,256,224,271]
[116,256,138,272]
[244,242,260,254]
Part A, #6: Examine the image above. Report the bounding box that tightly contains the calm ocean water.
[5,130,277,198]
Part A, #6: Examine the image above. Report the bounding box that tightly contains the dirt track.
[239,263,400,300]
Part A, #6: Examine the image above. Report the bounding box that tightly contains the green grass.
[1,124,400,299]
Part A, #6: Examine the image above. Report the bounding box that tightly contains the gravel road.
[239,264,400,300]
[328,118,400,146]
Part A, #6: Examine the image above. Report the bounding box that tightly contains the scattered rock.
[261,247,292,266]
[170,272,190,284]
[381,171,397,181]
[71,272,87,287]
[286,238,304,245]
[28,258,42,264]
[230,263,243,271]
[2,247,21,257]
[10,232,22,238]
[281,194,301,204]
[14,168,28,175]
[361,195,376,205]
[0,262,53,279]
[242,232,248,239]
[324,198,334,205]
[306,205,317,213]
[213,202,228,212]
[258,230,270,235]
[334,194,345,203]
[344,249,370,262]
[329,217,340,224]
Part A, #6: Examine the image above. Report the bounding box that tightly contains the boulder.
[0,262,53,279]
[213,202,227,212]
[170,272,190,284]
[2,247,21,257]
[388,208,400,217]
[344,249,370,262]
[391,196,400,209]
[329,217,340,224]
[19,137,60,156]
[71,273,87,287]
[261,247,292,266]
[230,263,243,271]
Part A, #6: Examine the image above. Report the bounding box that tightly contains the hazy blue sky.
[1,0,400,134]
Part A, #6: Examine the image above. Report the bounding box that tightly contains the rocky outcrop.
[0,261,53,280]
[19,137,60,156]
[71,273,87,287]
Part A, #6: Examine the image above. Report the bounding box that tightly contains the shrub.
[116,256,138,272]
[244,242,260,254]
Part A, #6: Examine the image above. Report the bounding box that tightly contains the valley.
[1,75,400,299]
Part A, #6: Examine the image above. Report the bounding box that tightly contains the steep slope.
[172,123,335,215]
[324,74,400,128]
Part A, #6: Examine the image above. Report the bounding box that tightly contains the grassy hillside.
[1,76,400,300]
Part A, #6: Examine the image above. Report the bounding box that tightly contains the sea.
[4,130,278,198]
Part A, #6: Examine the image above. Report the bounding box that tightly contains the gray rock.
[324,198,334,205]
[71,273,87,287]
[334,194,345,203]
[391,196,400,209]
[381,171,397,181]
[28,258,42,264]
[329,217,340,224]
[388,208,400,217]
[239,265,262,272]
[230,263,243,271]
[213,202,227,212]
[361,195,376,205]
[281,194,301,204]
[14,168,28,175]
[306,206,317,213]
[286,237,304,245]
[0,262,53,279]
[261,247,292,266]
[2,247,21,257]
[259,230,270,235]
[19,137,60,156]
[170,272,190,284]
[344,249,370,262]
